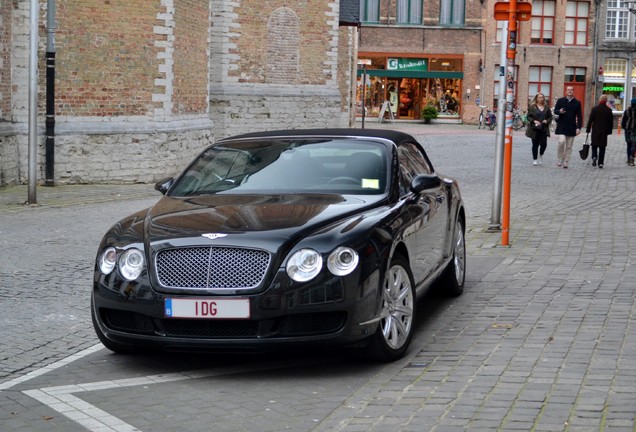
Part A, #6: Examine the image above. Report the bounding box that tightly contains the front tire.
[367,255,416,362]
[439,217,466,297]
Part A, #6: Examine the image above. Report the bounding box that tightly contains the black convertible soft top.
[220,128,419,147]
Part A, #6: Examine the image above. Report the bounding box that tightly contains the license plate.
[165,298,250,319]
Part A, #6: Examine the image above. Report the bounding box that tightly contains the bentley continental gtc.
[92,128,466,361]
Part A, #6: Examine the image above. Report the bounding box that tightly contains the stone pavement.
[1,123,635,431]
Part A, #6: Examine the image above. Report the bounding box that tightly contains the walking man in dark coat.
[586,94,614,169]
[554,86,583,168]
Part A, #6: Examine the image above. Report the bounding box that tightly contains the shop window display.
[356,56,462,120]
[357,76,462,120]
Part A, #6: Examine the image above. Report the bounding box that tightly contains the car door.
[397,143,449,284]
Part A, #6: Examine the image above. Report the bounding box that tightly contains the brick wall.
[0,0,11,120]
[51,128,210,183]
[55,0,161,117]
[229,2,335,85]
[209,0,349,137]
[338,26,357,123]
[210,90,346,139]
[0,128,19,187]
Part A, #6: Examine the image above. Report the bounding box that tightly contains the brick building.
[357,0,598,125]
[0,0,357,187]
[481,0,597,121]
[356,0,483,124]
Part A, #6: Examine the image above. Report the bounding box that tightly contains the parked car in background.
[92,128,466,361]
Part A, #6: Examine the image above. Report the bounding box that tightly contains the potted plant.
[421,105,439,124]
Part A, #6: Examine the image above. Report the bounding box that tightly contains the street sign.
[494,2,532,21]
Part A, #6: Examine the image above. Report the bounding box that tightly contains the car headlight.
[286,248,322,282]
[118,248,145,281]
[327,247,359,276]
[99,247,117,275]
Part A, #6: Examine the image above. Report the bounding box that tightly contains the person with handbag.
[525,93,553,166]
[586,94,614,169]
[620,98,636,166]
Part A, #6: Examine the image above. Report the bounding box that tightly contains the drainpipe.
[44,0,56,186]
[27,0,38,204]
[592,0,600,103]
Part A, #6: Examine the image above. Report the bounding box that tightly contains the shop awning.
[357,69,464,79]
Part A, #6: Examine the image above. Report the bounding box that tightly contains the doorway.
[564,82,586,117]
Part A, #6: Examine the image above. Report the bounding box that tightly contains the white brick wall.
[209,84,346,139]
[1,120,212,186]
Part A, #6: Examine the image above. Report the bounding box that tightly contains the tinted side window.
[397,143,433,195]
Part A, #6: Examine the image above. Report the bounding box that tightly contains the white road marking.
[10,345,335,432]
[0,343,104,392]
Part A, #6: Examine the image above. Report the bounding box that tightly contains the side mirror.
[154,177,174,195]
[410,174,441,194]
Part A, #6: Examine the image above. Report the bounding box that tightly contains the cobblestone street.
[1,123,635,431]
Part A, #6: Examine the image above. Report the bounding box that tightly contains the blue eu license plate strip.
[165,299,174,317]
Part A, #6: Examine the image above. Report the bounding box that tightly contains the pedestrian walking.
[554,86,583,168]
[525,93,553,166]
[620,98,636,166]
[586,94,614,169]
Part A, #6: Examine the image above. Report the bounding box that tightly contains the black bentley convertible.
[92,128,466,361]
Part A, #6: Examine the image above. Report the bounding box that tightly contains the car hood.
[144,193,386,247]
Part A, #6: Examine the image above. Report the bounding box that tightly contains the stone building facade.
[0,0,357,187]
[594,0,636,115]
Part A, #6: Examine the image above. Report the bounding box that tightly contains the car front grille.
[155,246,271,289]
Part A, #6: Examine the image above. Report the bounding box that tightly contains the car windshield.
[168,138,389,196]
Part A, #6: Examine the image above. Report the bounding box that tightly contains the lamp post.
[358,59,372,129]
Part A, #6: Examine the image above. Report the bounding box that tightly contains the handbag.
[579,133,590,160]
[525,125,534,138]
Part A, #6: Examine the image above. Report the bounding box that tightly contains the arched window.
[266,8,300,84]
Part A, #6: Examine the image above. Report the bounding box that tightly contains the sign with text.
[387,58,427,72]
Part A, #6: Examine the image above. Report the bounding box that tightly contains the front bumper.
[92,266,383,351]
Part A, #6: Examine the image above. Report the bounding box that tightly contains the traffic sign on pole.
[494,1,532,21]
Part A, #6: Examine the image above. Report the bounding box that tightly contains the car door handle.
[435,195,445,203]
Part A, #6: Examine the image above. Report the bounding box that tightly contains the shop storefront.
[601,58,636,113]
[602,83,625,112]
[357,55,463,121]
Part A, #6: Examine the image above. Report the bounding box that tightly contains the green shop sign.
[603,85,624,92]
[387,58,427,72]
